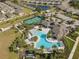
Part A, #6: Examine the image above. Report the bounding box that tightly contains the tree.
[40,45,44,49]
[35,7,42,13]
[11,0,18,4]
[9,46,13,52]
[22,29,28,39]
[69,0,79,9]
[47,30,52,38]
[52,45,57,58]
[9,36,26,52]
[40,45,44,56]
[43,3,47,5]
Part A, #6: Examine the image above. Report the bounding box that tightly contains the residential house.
[0,12,6,21]
[5,1,24,16]
[22,50,35,59]
[51,23,69,39]
[0,2,15,14]
[27,0,62,6]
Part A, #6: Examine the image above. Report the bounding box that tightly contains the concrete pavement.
[68,36,79,59]
[65,36,75,42]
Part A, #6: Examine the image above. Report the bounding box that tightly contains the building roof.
[0,12,6,21]
[0,2,15,13]
[5,1,23,10]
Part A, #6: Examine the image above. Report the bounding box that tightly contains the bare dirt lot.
[0,29,20,59]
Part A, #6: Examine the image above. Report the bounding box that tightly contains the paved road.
[68,36,79,59]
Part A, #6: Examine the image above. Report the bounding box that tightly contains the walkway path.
[68,36,79,59]
[15,23,23,33]
[65,36,75,42]
[75,31,79,35]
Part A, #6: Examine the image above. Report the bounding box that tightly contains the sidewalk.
[65,36,75,42]
[68,37,79,59]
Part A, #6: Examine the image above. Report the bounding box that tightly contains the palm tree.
[35,7,42,13]
[52,45,57,59]
[45,53,48,59]
[40,45,44,53]
[22,27,29,39]
[40,45,45,59]
[43,3,47,5]
[12,0,18,4]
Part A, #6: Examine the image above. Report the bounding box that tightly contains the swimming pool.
[34,30,64,49]
[23,16,45,25]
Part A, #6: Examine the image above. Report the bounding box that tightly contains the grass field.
[64,37,74,50]
[23,7,33,14]
[64,37,74,59]
[76,27,79,32]
[67,32,79,40]
[0,29,21,59]
[73,42,79,59]
[64,35,79,59]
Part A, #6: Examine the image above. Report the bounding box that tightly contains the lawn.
[73,42,79,59]
[67,32,79,40]
[23,7,33,14]
[9,52,19,59]
[63,37,74,59]
[64,37,74,50]
[0,28,21,59]
[76,27,79,32]
[50,7,59,13]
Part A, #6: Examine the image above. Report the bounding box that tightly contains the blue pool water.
[34,31,64,49]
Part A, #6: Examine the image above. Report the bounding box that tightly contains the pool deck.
[25,26,64,51]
